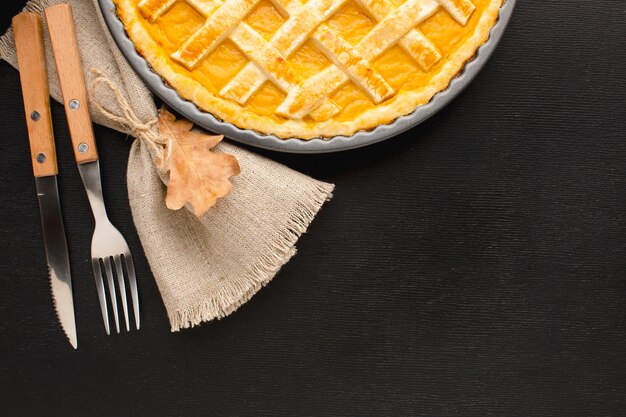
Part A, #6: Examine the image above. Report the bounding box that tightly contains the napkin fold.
[0,0,333,331]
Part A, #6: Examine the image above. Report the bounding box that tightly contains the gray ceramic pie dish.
[98,0,516,154]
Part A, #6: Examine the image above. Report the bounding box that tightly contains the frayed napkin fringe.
[0,32,11,62]
[170,182,334,331]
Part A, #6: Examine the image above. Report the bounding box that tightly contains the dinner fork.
[46,4,139,334]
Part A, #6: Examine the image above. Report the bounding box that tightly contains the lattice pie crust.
[113,0,503,138]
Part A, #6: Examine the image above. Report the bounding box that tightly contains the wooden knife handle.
[45,4,98,164]
[13,13,58,177]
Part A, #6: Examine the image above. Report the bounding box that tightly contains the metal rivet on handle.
[69,99,80,110]
[30,111,41,121]
[36,153,46,163]
[78,143,89,154]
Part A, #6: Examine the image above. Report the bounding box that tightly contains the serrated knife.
[13,12,78,349]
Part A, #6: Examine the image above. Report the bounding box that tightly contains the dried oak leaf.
[157,108,240,217]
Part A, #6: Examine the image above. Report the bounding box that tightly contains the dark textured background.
[1,1,626,416]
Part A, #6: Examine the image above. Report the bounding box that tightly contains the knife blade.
[13,12,77,349]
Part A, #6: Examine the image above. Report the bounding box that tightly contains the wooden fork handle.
[45,3,98,164]
[13,12,57,177]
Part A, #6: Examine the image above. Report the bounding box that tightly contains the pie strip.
[437,0,475,25]
[312,25,394,103]
[137,0,176,21]
[171,0,260,69]
[356,0,441,70]
[186,0,223,15]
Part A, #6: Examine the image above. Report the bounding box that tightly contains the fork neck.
[77,161,109,225]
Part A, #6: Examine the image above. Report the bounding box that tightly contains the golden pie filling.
[113,0,503,138]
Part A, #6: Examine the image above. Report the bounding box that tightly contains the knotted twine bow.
[89,68,170,172]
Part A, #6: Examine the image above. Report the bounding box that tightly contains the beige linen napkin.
[0,0,334,331]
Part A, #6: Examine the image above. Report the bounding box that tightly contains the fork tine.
[113,254,130,332]
[92,258,110,335]
[124,252,140,330]
[102,257,120,333]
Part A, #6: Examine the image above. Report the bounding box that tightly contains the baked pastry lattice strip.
[171,0,261,69]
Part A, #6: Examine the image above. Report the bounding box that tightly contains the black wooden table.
[1,1,625,415]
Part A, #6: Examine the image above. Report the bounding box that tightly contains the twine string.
[88,68,169,163]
